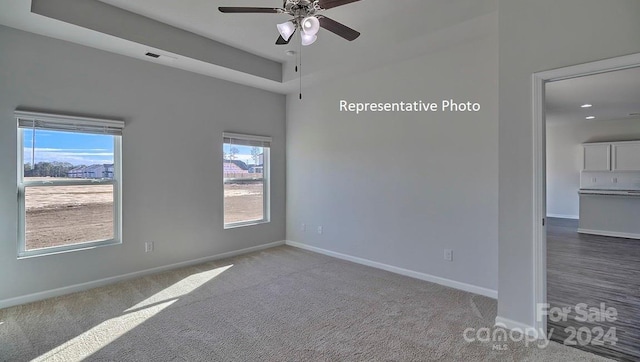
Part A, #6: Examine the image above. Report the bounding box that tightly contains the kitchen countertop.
[579,189,640,197]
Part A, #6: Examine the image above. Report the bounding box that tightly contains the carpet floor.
[1,246,612,361]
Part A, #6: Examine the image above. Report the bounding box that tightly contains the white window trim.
[16,111,123,258]
[223,132,271,229]
[223,132,272,144]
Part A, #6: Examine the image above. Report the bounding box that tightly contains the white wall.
[0,26,286,303]
[286,15,499,294]
[498,0,640,328]
[547,119,640,219]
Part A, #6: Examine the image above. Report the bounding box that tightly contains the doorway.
[534,54,640,360]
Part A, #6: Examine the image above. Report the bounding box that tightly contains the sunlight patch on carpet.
[125,264,233,312]
[32,264,233,361]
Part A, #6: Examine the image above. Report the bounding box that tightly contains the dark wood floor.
[547,217,640,361]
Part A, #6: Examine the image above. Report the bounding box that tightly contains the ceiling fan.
[219,0,362,46]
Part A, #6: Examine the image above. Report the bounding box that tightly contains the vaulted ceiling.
[5,0,636,121]
[0,0,498,93]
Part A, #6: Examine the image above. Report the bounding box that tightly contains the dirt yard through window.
[24,180,264,250]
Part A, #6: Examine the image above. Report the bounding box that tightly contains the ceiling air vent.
[145,52,160,58]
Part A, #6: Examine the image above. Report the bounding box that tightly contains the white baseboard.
[285,240,497,299]
[577,228,640,240]
[546,213,578,220]
[495,316,542,339]
[0,240,285,310]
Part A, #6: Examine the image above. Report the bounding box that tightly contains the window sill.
[17,239,122,260]
[224,220,270,230]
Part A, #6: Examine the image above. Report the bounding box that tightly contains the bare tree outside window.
[251,147,260,165]
[228,147,239,160]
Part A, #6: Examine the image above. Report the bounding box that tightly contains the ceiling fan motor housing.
[284,0,321,19]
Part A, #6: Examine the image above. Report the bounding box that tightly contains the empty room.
[545,67,640,360]
[1,0,639,361]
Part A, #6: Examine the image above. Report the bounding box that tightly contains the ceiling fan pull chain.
[299,35,303,100]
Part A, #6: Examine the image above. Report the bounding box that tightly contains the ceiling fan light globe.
[277,21,296,41]
[301,16,320,36]
[301,32,317,46]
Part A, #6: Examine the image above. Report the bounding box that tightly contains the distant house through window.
[16,110,123,257]
[223,132,271,228]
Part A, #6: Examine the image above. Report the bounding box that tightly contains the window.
[223,132,271,228]
[16,111,123,257]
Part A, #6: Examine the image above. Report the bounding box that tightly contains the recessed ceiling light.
[285,50,296,56]
[586,116,596,120]
[581,104,593,108]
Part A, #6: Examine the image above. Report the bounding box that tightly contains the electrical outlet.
[302,223,306,232]
[444,249,453,262]
[612,177,618,184]
[145,241,154,253]
[592,177,597,183]
[317,226,323,235]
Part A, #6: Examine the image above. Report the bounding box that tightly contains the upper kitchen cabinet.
[612,141,640,171]
[583,141,640,172]
[583,143,611,171]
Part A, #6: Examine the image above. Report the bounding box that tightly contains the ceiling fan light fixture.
[301,32,317,46]
[301,16,320,36]
[277,21,296,41]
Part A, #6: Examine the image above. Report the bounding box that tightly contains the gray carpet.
[0,246,611,361]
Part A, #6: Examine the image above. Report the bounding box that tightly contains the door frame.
[532,52,640,336]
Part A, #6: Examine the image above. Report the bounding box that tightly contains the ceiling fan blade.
[276,35,290,45]
[318,0,361,10]
[218,7,282,13]
[318,16,360,41]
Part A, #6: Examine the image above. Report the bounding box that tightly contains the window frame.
[16,111,123,258]
[223,132,271,229]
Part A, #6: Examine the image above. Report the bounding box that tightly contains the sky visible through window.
[223,143,263,165]
[23,129,114,166]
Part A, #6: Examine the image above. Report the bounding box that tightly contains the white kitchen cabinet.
[583,141,640,172]
[612,141,640,171]
[583,143,611,171]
